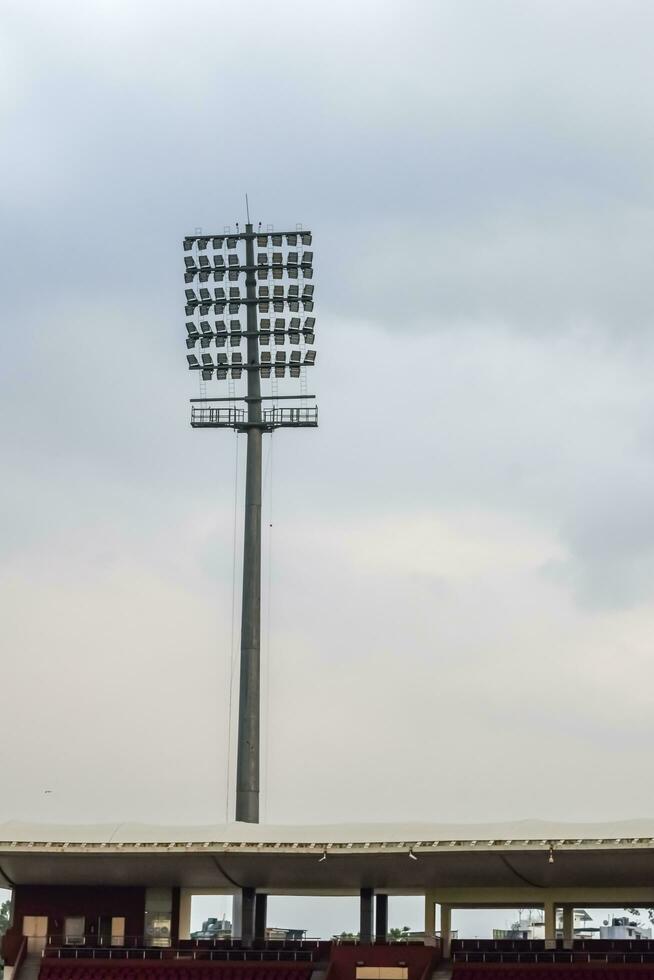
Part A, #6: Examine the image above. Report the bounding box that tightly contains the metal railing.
[191,407,246,426]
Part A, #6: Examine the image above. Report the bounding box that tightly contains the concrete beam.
[440,904,452,960]
[427,886,654,906]
[178,889,192,941]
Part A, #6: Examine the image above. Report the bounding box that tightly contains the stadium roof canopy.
[2,820,654,898]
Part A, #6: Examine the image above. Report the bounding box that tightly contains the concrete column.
[375,894,388,942]
[562,905,574,948]
[424,894,436,939]
[360,888,374,944]
[440,904,452,960]
[178,889,192,941]
[254,894,267,941]
[544,901,557,949]
[241,888,256,946]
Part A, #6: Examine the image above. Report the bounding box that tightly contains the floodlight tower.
[182,224,316,823]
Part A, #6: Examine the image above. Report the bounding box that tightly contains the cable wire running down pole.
[181,220,317,824]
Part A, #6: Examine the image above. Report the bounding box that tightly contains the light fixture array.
[183,230,316,382]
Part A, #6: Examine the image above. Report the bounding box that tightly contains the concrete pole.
[424,894,436,940]
[235,224,263,824]
[375,894,388,942]
[440,904,452,960]
[241,887,256,946]
[544,901,557,949]
[562,905,574,948]
[360,888,374,944]
[177,890,192,941]
[254,894,268,941]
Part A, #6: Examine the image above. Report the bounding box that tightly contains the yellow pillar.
[178,889,192,940]
[544,901,557,949]
[440,904,452,959]
[562,906,574,948]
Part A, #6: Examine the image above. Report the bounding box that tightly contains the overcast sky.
[2,0,654,937]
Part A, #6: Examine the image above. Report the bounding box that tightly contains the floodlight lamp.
[229,287,240,299]
[275,351,286,364]
[408,848,418,861]
[259,301,270,313]
[183,239,193,252]
[232,352,243,365]
[217,353,228,365]
[228,270,240,282]
[214,256,225,268]
[200,320,212,335]
[201,353,213,367]
[272,234,282,246]
[228,254,239,266]
[273,301,284,313]
[257,253,268,265]
[288,267,298,279]
[290,351,301,363]
[287,251,298,265]
[184,272,195,284]
[212,237,224,249]
[185,304,195,316]
[302,266,314,279]
[272,252,283,265]
[187,354,199,368]
[199,288,211,301]
[257,234,268,247]
[304,350,316,365]
[215,334,226,348]
[185,288,197,303]
[198,271,210,283]
[274,366,285,378]
[199,304,210,315]
[197,238,209,251]
[215,319,227,332]
[261,351,271,363]
[272,267,283,280]
[230,319,241,331]
[201,368,212,380]
[261,366,271,378]
[217,368,227,380]
[227,237,237,249]
[198,255,210,269]
[303,300,314,311]
[301,232,312,245]
[213,271,225,282]
[305,316,316,329]
[289,331,300,345]
[260,318,271,329]
[289,300,299,312]
[229,303,240,314]
[184,256,197,270]
[273,285,284,298]
[185,338,196,350]
[257,268,268,280]
[286,233,297,246]
[214,302,226,314]
[303,284,315,297]
[275,318,285,330]
[290,317,300,330]
[214,288,226,300]
[258,286,270,298]
[185,320,199,338]
[288,285,299,298]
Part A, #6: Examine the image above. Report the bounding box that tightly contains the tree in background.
[389,927,411,940]
[0,900,11,965]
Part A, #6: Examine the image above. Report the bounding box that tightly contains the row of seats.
[453,941,654,953]
[39,965,313,980]
[44,952,316,964]
[452,970,654,980]
[454,953,654,964]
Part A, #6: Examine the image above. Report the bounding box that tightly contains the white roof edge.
[1,818,654,846]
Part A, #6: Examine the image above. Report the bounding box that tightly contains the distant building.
[191,918,305,942]
[494,910,595,940]
[600,917,652,940]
